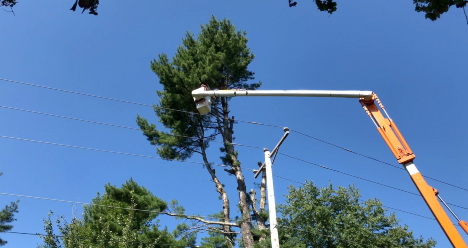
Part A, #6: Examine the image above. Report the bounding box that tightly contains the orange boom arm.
[360,94,468,248]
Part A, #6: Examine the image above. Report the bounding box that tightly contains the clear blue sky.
[1,0,467,247]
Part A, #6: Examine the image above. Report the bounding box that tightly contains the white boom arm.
[192,88,373,100]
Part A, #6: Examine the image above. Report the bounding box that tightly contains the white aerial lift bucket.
[192,86,212,115]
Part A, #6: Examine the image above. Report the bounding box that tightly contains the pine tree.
[137,16,261,248]
[37,179,191,248]
[0,173,19,246]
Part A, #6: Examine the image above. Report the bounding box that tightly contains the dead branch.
[162,212,239,227]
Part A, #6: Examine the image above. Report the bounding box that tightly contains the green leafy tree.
[276,180,437,248]
[0,0,16,8]
[38,178,193,248]
[310,0,467,21]
[1,0,98,15]
[0,172,19,246]
[137,16,261,248]
[414,0,467,21]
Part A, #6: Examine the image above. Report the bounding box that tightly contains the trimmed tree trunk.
[200,127,234,247]
[217,96,254,248]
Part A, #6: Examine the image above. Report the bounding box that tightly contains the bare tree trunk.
[231,159,255,248]
[200,128,234,247]
[217,97,254,248]
[260,167,267,219]
[250,164,267,243]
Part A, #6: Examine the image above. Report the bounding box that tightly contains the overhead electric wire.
[290,130,402,170]
[277,224,374,248]
[290,129,468,192]
[279,152,420,196]
[0,105,267,150]
[0,78,153,107]
[2,78,467,210]
[0,105,141,130]
[0,135,240,170]
[272,175,436,221]
[2,77,466,194]
[1,191,435,243]
[0,192,238,222]
[0,131,448,220]
[278,152,468,211]
[5,231,201,247]
[1,104,464,199]
[0,77,283,125]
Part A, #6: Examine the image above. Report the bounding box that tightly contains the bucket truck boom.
[192,87,468,248]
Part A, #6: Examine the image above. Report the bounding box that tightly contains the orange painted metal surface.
[360,94,467,247]
[359,95,415,164]
[460,221,468,235]
[411,173,467,248]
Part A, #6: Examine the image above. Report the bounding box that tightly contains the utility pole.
[254,128,289,248]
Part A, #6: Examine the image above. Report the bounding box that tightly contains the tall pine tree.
[137,16,261,248]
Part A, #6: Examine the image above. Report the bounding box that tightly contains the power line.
[277,224,374,248]
[279,152,419,196]
[1,190,435,244]
[272,174,436,221]
[3,132,465,219]
[4,78,465,242]
[3,103,463,201]
[0,105,266,150]
[2,78,466,193]
[0,135,234,169]
[0,78,153,107]
[0,133,440,222]
[2,78,467,203]
[0,192,237,222]
[1,104,466,210]
[0,78,284,127]
[0,105,141,130]
[290,130,468,192]
[278,152,468,211]
[5,231,201,247]
[290,129,402,170]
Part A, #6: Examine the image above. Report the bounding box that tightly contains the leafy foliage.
[0,0,16,8]
[414,0,467,20]
[70,0,99,15]
[37,179,192,248]
[311,0,467,21]
[0,173,19,246]
[315,0,337,14]
[277,181,437,248]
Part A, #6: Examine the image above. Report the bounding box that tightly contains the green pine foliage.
[277,180,437,248]
[137,15,261,162]
[137,15,262,247]
[0,172,19,246]
[37,179,192,248]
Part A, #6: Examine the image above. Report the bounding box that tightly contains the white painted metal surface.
[195,97,212,115]
[264,149,280,248]
[405,162,419,175]
[192,88,373,100]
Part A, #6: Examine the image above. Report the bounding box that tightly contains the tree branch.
[161,212,239,227]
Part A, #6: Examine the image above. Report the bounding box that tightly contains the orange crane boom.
[360,93,468,248]
[192,87,468,247]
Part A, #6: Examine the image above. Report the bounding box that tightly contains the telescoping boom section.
[192,87,468,248]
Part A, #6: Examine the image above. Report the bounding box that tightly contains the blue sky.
[1,0,467,247]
